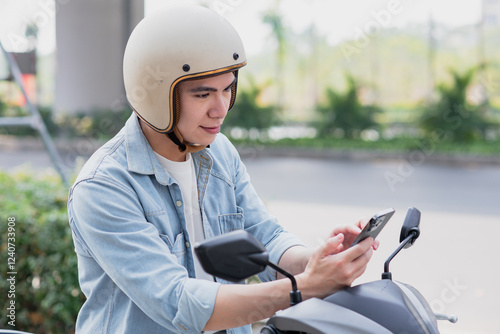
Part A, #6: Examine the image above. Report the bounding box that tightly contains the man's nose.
[209,94,229,118]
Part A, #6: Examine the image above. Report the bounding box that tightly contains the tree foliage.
[317,75,380,139]
[223,77,277,131]
[262,0,287,113]
[420,66,489,142]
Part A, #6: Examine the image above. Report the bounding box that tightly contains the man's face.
[176,72,236,146]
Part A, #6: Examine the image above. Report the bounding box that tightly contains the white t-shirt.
[154,152,213,282]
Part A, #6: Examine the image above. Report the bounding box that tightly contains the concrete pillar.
[55,0,144,114]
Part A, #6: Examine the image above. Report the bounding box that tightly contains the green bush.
[420,66,489,142]
[0,170,83,333]
[223,76,278,133]
[317,74,381,139]
[0,97,132,140]
[0,104,58,137]
[55,107,132,140]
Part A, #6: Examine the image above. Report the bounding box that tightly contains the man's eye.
[196,93,209,98]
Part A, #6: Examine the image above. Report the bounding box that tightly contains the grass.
[229,136,500,156]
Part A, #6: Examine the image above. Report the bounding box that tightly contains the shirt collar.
[124,114,170,185]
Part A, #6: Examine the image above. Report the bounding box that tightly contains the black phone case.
[350,208,395,247]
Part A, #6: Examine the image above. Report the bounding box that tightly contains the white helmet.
[123,4,247,148]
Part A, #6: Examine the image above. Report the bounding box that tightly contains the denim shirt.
[68,114,304,334]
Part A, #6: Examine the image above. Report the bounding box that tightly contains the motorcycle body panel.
[265,297,392,334]
[266,280,440,334]
[325,280,439,334]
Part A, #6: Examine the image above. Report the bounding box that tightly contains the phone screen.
[350,208,395,247]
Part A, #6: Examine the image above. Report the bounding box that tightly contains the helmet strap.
[166,127,206,154]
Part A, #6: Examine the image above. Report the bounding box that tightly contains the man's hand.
[329,219,379,253]
[296,234,375,299]
[206,221,379,331]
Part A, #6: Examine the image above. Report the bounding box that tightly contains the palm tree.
[420,66,489,142]
[317,74,380,139]
[262,0,287,115]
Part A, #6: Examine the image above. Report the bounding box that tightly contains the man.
[68,4,377,334]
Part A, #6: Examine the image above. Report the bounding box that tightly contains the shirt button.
[176,200,182,207]
[185,242,190,248]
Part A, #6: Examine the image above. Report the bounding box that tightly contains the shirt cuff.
[261,231,305,282]
[173,278,221,333]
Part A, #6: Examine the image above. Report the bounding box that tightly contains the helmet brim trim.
[167,61,247,134]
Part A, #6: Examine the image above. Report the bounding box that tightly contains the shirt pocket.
[218,206,244,234]
[159,232,188,268]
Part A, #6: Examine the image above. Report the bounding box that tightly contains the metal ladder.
[0,41,68,187]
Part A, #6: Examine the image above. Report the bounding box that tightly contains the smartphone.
[350,208,395,247]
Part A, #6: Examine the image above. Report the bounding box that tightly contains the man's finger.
[320,233,344,258]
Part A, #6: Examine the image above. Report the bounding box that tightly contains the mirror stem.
[382,232,418,280]
[267,262,302,306]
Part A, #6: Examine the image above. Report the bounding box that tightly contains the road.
[1,144,499,333]
[243,155,500,334]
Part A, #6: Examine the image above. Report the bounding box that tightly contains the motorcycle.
[195,207,458,334]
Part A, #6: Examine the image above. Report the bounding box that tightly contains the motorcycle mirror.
[399,207,421,248]
[194,230,269,282]
[383,207,422,280]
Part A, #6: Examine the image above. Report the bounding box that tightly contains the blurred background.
[0,0,499,333]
